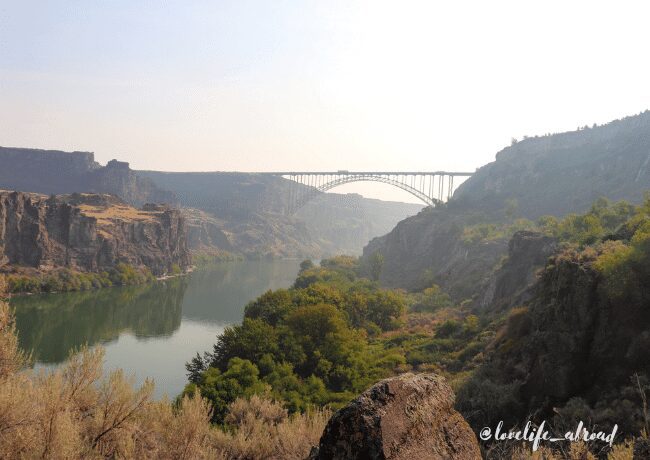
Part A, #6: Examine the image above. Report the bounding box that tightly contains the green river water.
[10,260,300,399]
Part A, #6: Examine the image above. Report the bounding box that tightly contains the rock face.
[362,207,508,298]
[361,111,650,293]
[0,147,176,206]
[182,207,322,259]
[0,147,423,257]
[477,230,557,312]
[298,193,424,257]
[181,208,236,254]
[454,111,650,219]
[0,191,190,275]
[314,373,481,460]
[457,231,650,437]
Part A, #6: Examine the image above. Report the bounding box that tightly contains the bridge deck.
[259,171,474,176]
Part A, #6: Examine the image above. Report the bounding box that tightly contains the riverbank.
[1,263,171,295]
[2,251,300,296]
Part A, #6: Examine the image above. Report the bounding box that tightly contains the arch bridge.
[261,171,474,214]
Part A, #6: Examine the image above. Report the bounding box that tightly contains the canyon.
[0,146,423,260]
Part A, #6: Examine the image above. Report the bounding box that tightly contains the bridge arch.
[315,174,440,207]
[263,171,473,215]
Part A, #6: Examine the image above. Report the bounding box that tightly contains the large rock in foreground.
[314,373,481,460]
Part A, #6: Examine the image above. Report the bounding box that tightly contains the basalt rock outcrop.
[477,230,557,312]
[0,191,190,275]
[362,207,509,298]
[457,226,650,438]
[181,208,235,254]
[181,207,322,259]
[0,147,423,257]
[313,373,481,460]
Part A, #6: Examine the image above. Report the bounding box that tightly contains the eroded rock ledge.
[0,191,190,275]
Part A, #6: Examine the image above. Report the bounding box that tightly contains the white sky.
[1,1,650,202]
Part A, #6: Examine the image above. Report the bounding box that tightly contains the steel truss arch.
[315,174,439,207]
[270,171,474,215]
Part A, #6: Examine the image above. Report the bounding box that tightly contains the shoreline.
[2,264,194,297]
[4,257,307,297]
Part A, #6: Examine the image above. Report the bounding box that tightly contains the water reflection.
[10,260,300,397]
[180,261,301,323]
[12,278,188,363]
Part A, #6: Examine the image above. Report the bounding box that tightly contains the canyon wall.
[0,147,423,258]
[0,192,190,275]
[0,147,176,206]
[454,111,650,219]
[362,111,650,295]
[457,223,650,437]
[140,170,423,258]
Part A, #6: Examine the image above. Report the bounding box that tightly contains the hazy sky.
[2,1,650,202]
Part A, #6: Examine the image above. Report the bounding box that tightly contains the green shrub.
[5,264,156,294]
[410,284,452,312]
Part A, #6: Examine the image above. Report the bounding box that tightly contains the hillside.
[454,111,650,218]
[298,193,424,256]
[362,111,650,295]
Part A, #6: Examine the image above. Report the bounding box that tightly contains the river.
[10,260,300,399]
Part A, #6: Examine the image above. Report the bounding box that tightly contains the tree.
[286,304,349,355]
[209,318,279,370]
[411,284,452,312]
[369,252,384,281]
[186,353,207,384]
[189,358,268,423]
[537,215,559,235]
[342,292,368,328]
[299,259,314,273]
[286,304,365,386]
[366,291,405,330]
[505,198,519,220]
[244,289,293,326]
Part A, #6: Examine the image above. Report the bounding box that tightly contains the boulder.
[314,373,481,460]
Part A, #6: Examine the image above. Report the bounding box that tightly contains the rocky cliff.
[182,207,322,259]
[0,147,176,206]
[362,207,509,298]
[454,111,650,219]
[476,230,557,312]
[0,147,422,257]
[0,191,190,275]
[182,208,235,255]
[362,111,650,294]
[299,193,424,256]
[456,218,650,438]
